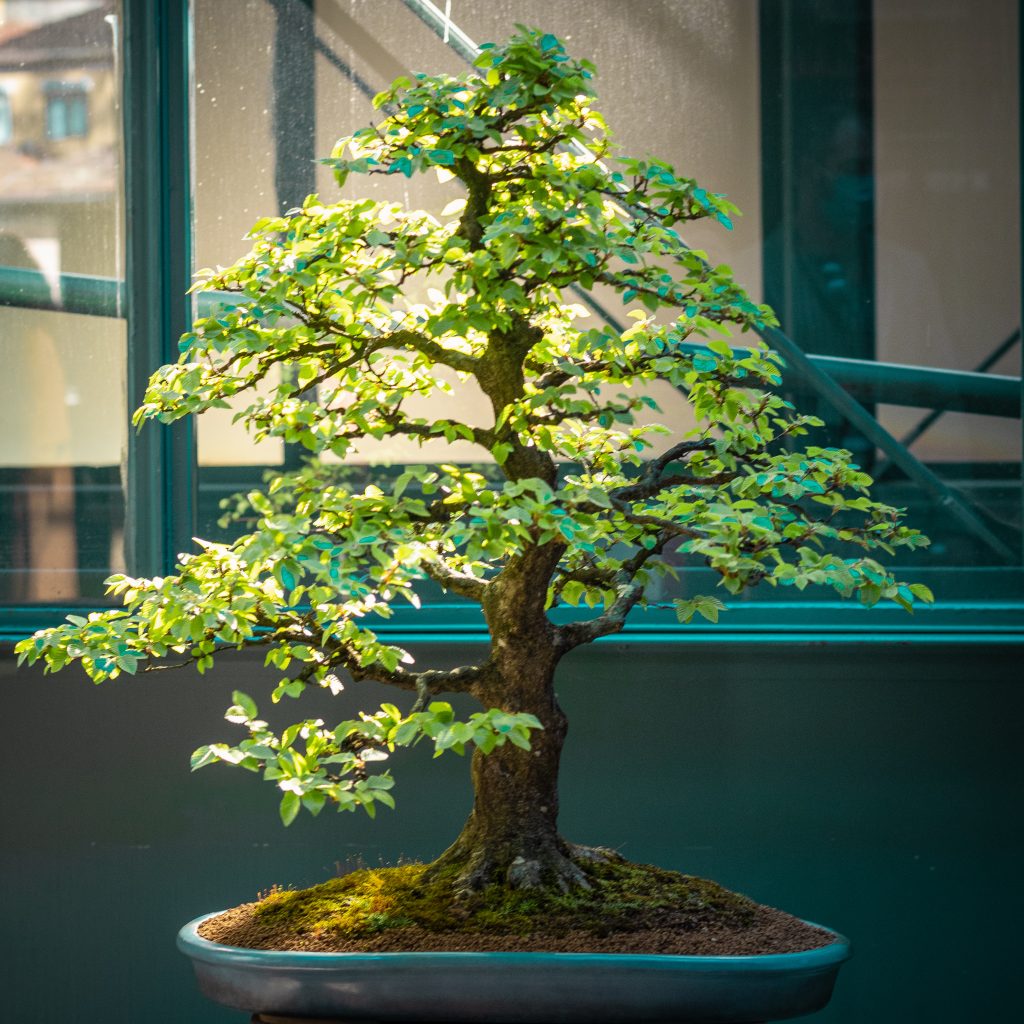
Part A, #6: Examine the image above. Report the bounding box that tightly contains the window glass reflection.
[189,0,1020,595]
[0,0,124,603]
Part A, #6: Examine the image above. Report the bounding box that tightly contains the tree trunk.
[429,551,591,892]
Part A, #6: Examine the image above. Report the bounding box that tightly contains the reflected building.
[0,0,124,602]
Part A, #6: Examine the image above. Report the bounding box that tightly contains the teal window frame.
[1,0,1022,643]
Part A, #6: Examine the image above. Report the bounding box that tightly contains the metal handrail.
[0,265,221,319]
[887,328,1021,455]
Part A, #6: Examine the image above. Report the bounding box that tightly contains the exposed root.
[431,835,601,895]
[507,850,592,892]
[568,842,624,866]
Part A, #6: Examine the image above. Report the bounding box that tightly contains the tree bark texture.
[430,548,591,891]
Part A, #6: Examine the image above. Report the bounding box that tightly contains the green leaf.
[190,745,218,772]
[279,791,300,827]
[506,730,532,751]
[673,596,727,625]
[372,790,396,810]
[492,442,513,466]
[280,723,302,750]
[302,791,326,816]
[232,690,258,720]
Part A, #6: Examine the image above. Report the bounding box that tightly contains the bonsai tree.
[17,29,930,898]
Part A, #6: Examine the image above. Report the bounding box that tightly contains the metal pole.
[122,0,195,574]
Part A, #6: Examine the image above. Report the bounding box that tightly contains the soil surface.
[202,899,830,955]
[198,858,835,956]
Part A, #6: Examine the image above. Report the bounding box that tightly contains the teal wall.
[0,641,1019,1022]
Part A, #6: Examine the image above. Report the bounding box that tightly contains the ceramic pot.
[178,913,850,1023]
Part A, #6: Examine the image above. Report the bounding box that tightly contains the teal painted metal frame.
[1,0,1022,643]
[4,597,1023,645]
[122,0,195,575]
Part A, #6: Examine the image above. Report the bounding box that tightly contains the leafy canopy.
[17,27,931,827]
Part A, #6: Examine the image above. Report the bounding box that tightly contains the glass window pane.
[873,0,1020,523]
[759,0,1021,597]
[189,0,1021,604]
[0,88,12,144]
[47,96,67,139]
[67,93,88,137]
[0,307,126,601]
[0,0,124,604]
[190,0,764,541]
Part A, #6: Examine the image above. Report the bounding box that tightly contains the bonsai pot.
[178,912,851,1024]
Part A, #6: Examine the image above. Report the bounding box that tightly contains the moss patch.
[255,858,754,937]
[197,855,836,954]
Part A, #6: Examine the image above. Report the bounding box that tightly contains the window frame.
[0,0,1022,643]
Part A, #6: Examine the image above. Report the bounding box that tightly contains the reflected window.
[45,81,89,139]
[0,89,11,144]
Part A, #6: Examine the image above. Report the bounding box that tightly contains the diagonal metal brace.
[761,326,1014,561]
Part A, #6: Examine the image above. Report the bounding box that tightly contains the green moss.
[252,857,758,940]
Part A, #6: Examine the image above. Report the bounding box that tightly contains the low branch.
[419,558,489,601]
[555,537,668,652]
[339,646,488,696]
[139,616,309,675]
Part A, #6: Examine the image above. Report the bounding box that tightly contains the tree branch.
[337,644,489,696]
[376,410,496,450]
[554,537,669,652]
[385,329,480,375]
[609,440,716,502]
[419,558,489,601]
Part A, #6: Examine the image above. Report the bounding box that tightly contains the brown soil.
[198,859,835,956]
[202,898,831,956]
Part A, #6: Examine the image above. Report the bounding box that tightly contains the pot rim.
[177,912,852,973]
